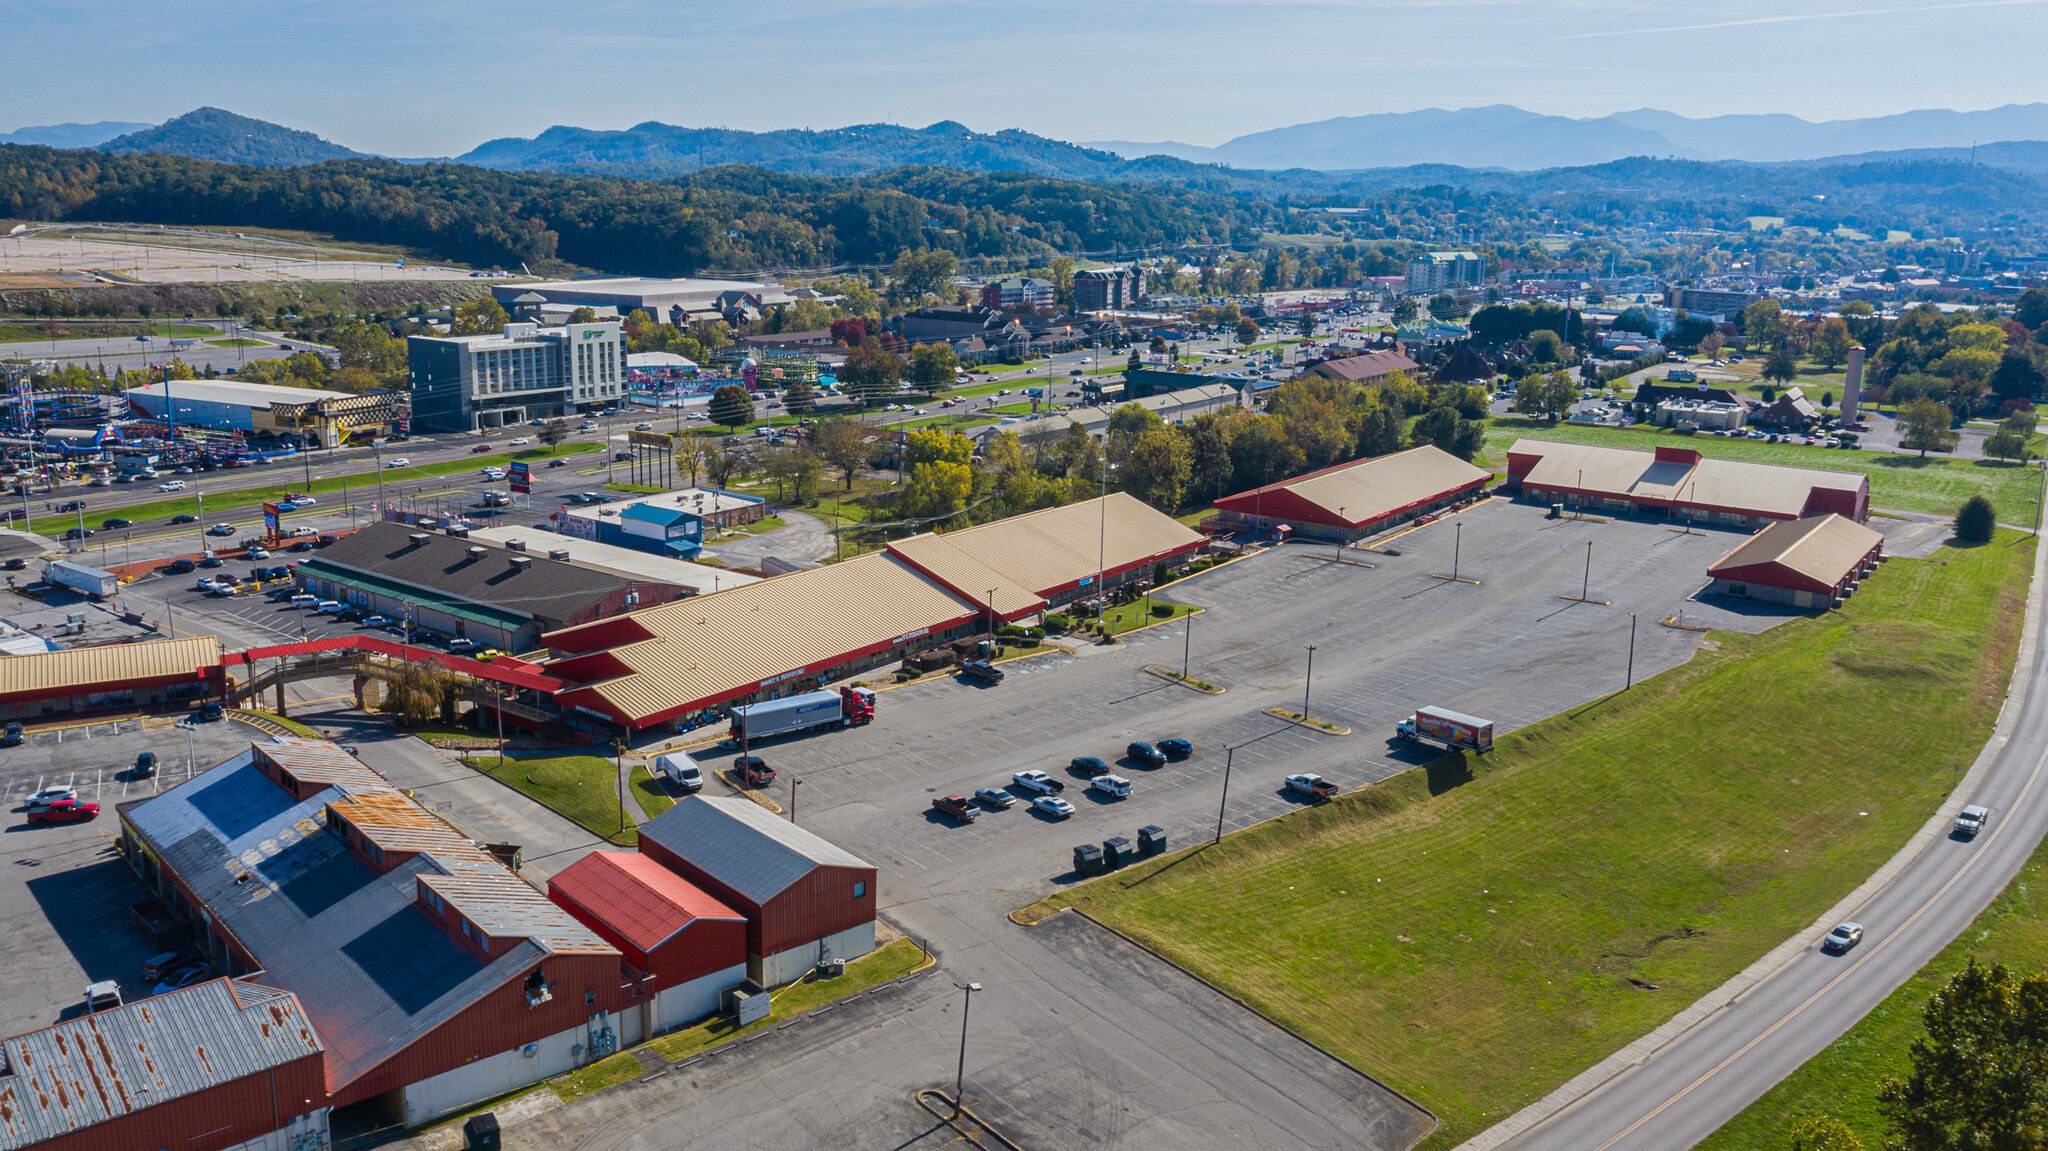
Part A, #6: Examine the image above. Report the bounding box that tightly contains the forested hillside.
[0,148,1274,274]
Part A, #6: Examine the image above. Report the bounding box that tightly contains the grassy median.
[1484,420,2044,525]
[1697,834,2048,1149]
[1032,529,2035,1149]
[469,753,635,845]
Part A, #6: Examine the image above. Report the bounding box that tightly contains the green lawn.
[1069,600,1198,637]
[28,442,598,536]
[1698,836,2048,1150]
[1036,530,2035,1149]
[469,754,635,845]
[1485,419,2044,525]
[0,321,218,343]
[630,765,677,820]
[205,337,268,348]
[549,938,931,1100]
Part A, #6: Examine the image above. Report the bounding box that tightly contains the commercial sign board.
[261,501,282,542]
[555,510,599,541]
[627,430,674,451]
[508,461,531,494]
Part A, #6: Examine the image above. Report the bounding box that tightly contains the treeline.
[0,147,1268,275]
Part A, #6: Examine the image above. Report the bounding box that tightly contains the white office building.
[408,320,628,431]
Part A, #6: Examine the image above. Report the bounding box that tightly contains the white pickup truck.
[1011,769,1065,795]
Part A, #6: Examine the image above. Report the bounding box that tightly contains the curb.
[1142,665,1224,694]
[1261,707,1351,735]
[712,767,784,814]
[1455,531,2048,1151]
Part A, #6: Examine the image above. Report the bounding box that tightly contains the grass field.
[1697,835,2048,1150]
[0,321,218,343]
[32,442,598,536]
[630,765,677,820]
[469,753,635,846]
[205,337,268,348]
[1035,530,2035,1149]
[1070,599,1198,637]
[548,937,932,1100]
[1484,419,2045,525]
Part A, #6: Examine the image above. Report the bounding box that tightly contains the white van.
[654,754,703,792]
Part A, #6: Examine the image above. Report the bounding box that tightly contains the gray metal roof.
[0,979,321,1149]
[638,796,873,906]
[123,756,556,1093]
[315,521,652,627]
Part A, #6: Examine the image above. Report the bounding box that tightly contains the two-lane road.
[1491,540,2048,1151]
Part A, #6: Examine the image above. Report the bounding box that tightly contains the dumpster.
[1102,836,1133,869]
[1136,825,1167,857]
[464,1112,501,1151]
[1073,843,1104,875]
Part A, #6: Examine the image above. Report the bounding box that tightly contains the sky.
[6,0,2048,155]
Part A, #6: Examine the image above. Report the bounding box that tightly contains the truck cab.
[733,756,776,786]
[932,795,978,822]
[961,661,1004,685]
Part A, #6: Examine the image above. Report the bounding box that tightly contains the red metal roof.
[548,851,744,954]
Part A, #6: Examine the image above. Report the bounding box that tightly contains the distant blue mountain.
[1,120,153,148]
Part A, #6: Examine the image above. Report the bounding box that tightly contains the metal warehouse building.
[1706,514,1885,608]
[118,738,636,1131]
[1212,445,1492,541]
[0,978,327,1151]
[637,796,879,987]
[545,493,1204,730]
[0,635,223,720]
[548,851,749,1034]
[1506,440,1869,526]
[125,378,397,448]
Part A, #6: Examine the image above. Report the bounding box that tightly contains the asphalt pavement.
[1478,531,2048,1151]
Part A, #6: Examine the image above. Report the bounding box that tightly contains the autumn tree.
[812,418,870,490]
[1878,959,2048,1147]
[1897,397,1959,457]
[708,384,755,429]
[1810,317,1854,369]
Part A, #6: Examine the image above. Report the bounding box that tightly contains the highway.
[1486,535,2048,1151]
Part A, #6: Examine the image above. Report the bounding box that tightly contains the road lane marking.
[1587,738,2048,1151]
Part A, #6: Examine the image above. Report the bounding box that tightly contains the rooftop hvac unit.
[467,546,487,559]
[504,539,527,552]
[446,526,469,538]
[510,556,532,571]
[548,549,570,561]
[408,533,430,546]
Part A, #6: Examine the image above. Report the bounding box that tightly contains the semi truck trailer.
[44,561,117,599]
[729,685,876,742]
[1397,706,1495,753]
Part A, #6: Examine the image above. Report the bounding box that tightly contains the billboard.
[628,430,674,451]
[261,501,282,542]
[508,461,531,495]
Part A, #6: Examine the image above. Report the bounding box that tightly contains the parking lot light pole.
[1302,644,1317,722]
[1182,609,1193,680]
[1335,507,1346,559]
[1626,613,1637,690]
[1214,746,1234,843]
[952,982,981,1120]
[790,776,801,824]
[1452,521,1463,582]
[1582,540,1592,602]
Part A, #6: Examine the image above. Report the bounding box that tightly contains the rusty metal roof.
[256,738,398,798]
[0,635,217,698]
[0,978,320,1149]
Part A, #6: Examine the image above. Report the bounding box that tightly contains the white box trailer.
[1397,706,1495,753]
[44,561,117,599]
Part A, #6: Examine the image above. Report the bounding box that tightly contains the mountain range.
[0,120,152,148]
[1088,103,2048,171]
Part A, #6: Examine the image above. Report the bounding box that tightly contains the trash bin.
[1136,825,1167,857]
[464,1112,501,1151]
[1549,503,1563,518]
[1102,836,1132,869]
[1073,843,1103,875]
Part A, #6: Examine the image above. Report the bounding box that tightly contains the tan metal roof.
[907,493,1203,596]
[0,635,217,697]
[550,552,979,718]
[1510,439,1864,517]
[885,533,1044,617]
[1264,446,1490,524]
[1709,514,1883,585]
[1511,440,1694,500]
[1685,457,1863,518]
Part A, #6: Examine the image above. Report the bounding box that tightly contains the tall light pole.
[952,982,982,1120]
[1302,644,1317,722]
[1213,745,1234,843]
[1451,521,1463,582]
[789,776,802,824]
[1182,609,1193,680]
[1582,540,1592,602]
[1334,506,1346,559]
[1625,613,1638,689]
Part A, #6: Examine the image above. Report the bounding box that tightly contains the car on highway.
[101,517,132,529]
[2,558,22,571]
[1954,805,1992,837]
[1031,795,1076,819]
[386,458,410,468]
[1126,741,1166,767]
[87,476,110,487]
[25,785,77,811]
[1821,922,1864,954]
[207,523,236,536]
[1012,769,1065,794]
[973,787,1016,809]
[55,500,85,512]
[635,422,654,431]
[60,526,91,539]
[507,437,530,446]
[1157,737,1193,759]
[156,480,184,491]
[579,421,598,430]
[170,514,198,524]
[614,450,633,461]
[28,798,99,825]
[470,444,494,454]
[1069,756,1110,777]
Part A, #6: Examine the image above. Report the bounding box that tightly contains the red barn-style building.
[549,851,749,1032]
[1213,446,1491,542]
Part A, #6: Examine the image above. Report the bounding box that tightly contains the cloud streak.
[1553,0,2048,39]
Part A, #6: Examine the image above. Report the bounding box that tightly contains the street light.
[1302,644,1317,723]
[789,776,802,824]
[1213,745,1234,843]
[952,982,982,1120]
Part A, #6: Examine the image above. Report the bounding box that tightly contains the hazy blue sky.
[7,0,2046,154]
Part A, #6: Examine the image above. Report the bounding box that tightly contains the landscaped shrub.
[1151,603,1174,617]
[1956,495,1997,544]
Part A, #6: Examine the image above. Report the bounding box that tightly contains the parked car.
[1157,737,1193,759]
[931,795,978,822]
[733,755,775,785]
[28,798,100,825]
[1822,922,1864,953]
[1126,741,1166,767]
[317,533,342,546]
[447,637,478,652]
[152,964,212,996]
[1069,756,1110,777]
[132,752,156,778]
[0,722,20,747]
[24,786,77,811]
[197,554,224,568]
[1089,774,1132,799]
[207,523,236,536]
[360,615,391,628]
[197,700,224,722]
[1011,769,1064,794]
[245,546,270,560]
[84,981,121,1013]
[1031,795,1076,819]
[972,787,1016,809]
[289,539,316,552]
[142,950,194,981]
